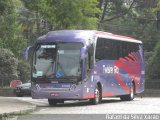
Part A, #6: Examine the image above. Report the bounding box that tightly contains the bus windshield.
[32,42,83,82]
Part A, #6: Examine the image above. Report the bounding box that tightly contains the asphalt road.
[14,97,160,120]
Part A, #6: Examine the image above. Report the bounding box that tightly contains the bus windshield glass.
[32,43,83,81]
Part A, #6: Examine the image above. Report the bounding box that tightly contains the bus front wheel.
[48,99,58,106]
[89,85,102,105]
[120,82,135,101]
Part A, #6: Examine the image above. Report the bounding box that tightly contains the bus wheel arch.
[132,81,136,94]
[89,82,102,105]
[120,81,135,101]
[97,82,102,99]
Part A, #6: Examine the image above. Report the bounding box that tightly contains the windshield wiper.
[32,76,51,83]
[57,79,76,83]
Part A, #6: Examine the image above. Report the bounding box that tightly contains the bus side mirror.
[23,46,34,60]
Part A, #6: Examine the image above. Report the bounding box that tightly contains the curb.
[0,104,36,118]
[137,89,160,97]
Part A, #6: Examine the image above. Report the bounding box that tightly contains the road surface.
[12,97,160,120]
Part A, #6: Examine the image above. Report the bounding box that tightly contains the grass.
[0,111,32,120]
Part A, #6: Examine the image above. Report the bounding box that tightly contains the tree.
[0,49,18,87]
[0,0,28,58]
[98,0,159,52]
[17,60,31,82]
[18,7,38,43]
[145,0,160,81]
[146,42,160,80]
[21,0,101,30]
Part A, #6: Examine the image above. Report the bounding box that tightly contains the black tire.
[89,85,102,105]
[48,99,58,106]
[120,82,135,101]
[16,94,23,97]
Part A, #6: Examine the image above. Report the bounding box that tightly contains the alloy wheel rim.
[130,84,134,99]
[95,88,100,103]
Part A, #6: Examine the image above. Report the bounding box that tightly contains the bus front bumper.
[31,87,94,100]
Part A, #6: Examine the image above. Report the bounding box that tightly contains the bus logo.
[103,65,119,74]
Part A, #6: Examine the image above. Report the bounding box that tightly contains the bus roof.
[37,30,142,44]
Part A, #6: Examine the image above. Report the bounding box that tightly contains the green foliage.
[99,0,159,52]
[18,7,37,41]
[146,42,160,80]
[0,0,29,87]
[146,1,160,81]
[21,0,100,30]
[0,0,28,58]
[0,49,18,87]
[154,0,160,11]
[17,60,31,82]
[1,0,160,85]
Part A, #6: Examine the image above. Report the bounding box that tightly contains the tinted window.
[95,38,139,61]
[95,38,117,60]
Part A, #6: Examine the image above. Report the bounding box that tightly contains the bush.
[0,49,18,87]
[146,42,160,80]
[144,51,154,64]
[17,60,31,83]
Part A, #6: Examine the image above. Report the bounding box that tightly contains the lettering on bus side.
[103,65,119,74]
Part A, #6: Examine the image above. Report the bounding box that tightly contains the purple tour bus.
[25,30,145,105]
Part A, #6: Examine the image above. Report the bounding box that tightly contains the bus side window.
[115,41,121,60]
[95,38,105,61]
[96,38,141,61]
[96,38,120,61]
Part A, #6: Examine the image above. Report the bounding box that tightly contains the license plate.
[51,93,59,97]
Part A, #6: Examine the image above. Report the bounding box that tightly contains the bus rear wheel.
[89,85,102,105]
[120,82,135,101]
[48,99,58,106]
